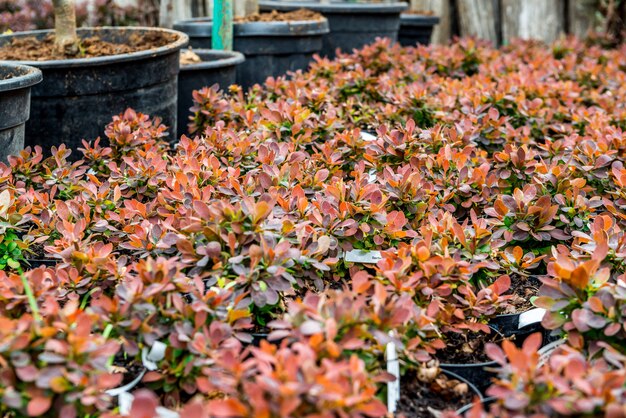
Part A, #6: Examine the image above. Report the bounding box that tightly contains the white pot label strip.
[142,340,167,371]
[344,249,383,264]
[107,341,170,414]
[360,131,377,142]
[386,342,400,413]
[537,338,566,368]
[518,308,546,329]
[106,369,146,397]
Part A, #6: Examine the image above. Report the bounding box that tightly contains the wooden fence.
[414,0,605,45]
[112,0,614,42]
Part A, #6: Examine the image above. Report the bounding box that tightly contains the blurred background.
[2,0,624,45]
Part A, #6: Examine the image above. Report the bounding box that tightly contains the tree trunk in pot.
[52,0,79,54]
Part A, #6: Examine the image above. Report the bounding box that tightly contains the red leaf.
[27,396,52,416]
[129,389,159,418]
[359,400,388,417]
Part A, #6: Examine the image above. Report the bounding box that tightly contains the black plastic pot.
[24,259,57,268]
[0,63,42,162]
[438,327,502,394]
[398,13,440,46]
[440,358,497,395]
[489,311,545,341]
[259,1,408,58]
[446,370,484,413]
[0,27,188,153]
[173,18,328,89]
[397,370,483,415]
[178,49,245,137]
[456,397,495,415]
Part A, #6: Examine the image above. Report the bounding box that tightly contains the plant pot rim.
[0,62,42,92]
[400,13,440,24]
[0,27,189,69]
[440,358,498,368]
[259,0,408,14]
[180,49,245,71]
[443,369,485,405]
[455,396,495,414]
[397,369,484,415]
[174,17,330,37]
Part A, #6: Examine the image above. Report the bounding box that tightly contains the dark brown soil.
[25,242,47,260]
[111,353,145,385]
[500,275,541,314]
[436,330,502,364]
[0,31,178,61]
[395,370,474,417]
[236,9,324,23]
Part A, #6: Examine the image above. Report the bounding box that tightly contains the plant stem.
[18,267,41,323]
[52,0,79,55]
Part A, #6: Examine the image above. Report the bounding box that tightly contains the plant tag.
[386,342,400,413]
[518,308,546,329]
[118,392,134,415]
[537,338,566,367]
[344,250,383,264]
[142,340,167,371]
[106,369,146,397]
[360,131,377,142]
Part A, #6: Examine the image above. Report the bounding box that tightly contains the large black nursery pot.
[259,1,408,58]
[173,18,329,89]
[0,62,42,162]
[395,370,483,416]
[438,326,529,394]
[0,27,188,153]
[446,370,483,413]
[178,49,245,138]
[398,13,440,46]
[440,356,498,395]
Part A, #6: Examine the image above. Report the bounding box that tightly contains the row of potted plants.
[0,30,625,418]
[0,0,441,160]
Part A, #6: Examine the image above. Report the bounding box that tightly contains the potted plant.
[0,0,188,152]
[174,9,329,89]
[0,62,42,162]
[398,8,440,46]
[394,363,483,417]
[177,48,245,138]
[259,0,408,58]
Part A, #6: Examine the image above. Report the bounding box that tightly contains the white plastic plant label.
[386,342,400,413]
[537,338,566,367]
[360,131,377,142]
[106,369,146,397]
[518,308,546,329]
[142,340,167,371]
[344,250,383,264]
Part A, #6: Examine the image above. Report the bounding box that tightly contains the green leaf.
[7,258,20,269]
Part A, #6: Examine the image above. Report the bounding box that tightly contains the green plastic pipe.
[212,0,233,51]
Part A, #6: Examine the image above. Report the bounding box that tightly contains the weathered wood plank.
[501,0,565,43]
[159,0,193,28]
[568,0,599,37]
[457,0,499,44]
